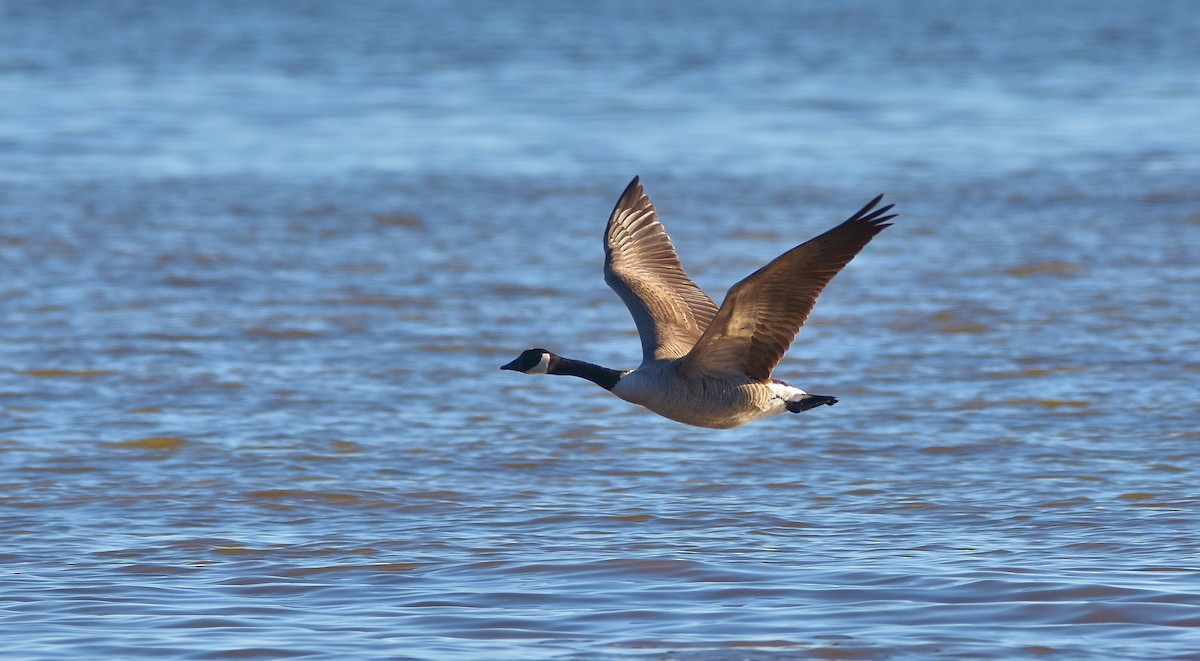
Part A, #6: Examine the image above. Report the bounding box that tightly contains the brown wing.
[682,194,896,380]
[604,177,720,362]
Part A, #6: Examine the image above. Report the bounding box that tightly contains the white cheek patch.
[527,353,551,374]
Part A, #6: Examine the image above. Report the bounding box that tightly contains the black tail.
[786,394,838,413]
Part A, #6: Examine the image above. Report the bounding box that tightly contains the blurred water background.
[2,1,1199,658]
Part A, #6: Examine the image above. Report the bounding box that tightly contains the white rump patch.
[768,382,807,402]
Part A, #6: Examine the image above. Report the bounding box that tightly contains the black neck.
[549,356,623,391]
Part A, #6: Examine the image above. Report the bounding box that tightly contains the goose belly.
[611,369,787,429]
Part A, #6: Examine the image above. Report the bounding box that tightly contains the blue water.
[2,1,1199,659]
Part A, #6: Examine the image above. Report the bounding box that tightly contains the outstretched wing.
[682,194,896,381]
[604,177,719,362]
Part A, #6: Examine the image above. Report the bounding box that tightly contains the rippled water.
[3,1,1199,659]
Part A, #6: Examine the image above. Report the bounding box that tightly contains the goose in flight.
[502,177,896,429]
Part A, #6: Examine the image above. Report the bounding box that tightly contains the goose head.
[501,348,555,374]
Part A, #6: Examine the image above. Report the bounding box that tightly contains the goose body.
[611,362,828,429]
[502,177,896,429]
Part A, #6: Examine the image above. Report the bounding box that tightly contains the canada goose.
[502,177,896,429]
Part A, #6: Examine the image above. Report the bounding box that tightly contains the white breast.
[610,364,666,406]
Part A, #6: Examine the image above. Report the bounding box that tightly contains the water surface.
[2,1,1199,659]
